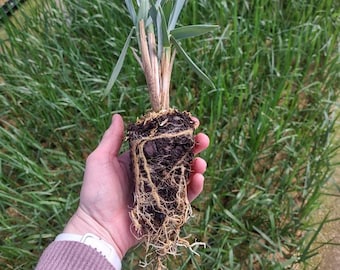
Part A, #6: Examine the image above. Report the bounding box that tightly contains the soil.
[128,109,195,258]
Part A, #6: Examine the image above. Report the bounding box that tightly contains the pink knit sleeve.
[36,241,116,270]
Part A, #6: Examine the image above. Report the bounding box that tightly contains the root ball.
[128,109,195,257]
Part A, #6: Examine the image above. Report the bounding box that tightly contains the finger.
[187,173,204,202]
[191,157,207,174]
[191,116,200,129]
[96,114,125,156]
[193,133,210,155]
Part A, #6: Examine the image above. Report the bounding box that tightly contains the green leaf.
[137,0,150,23]
[162,0,173,23]
[149,4,170,58]
[171,36,215,89]
[104,28,135,96]
[171,25,219,40]
[160,5,170,47]
[149,4,160,29]
[168,0,185,31]
[125,0,137,24]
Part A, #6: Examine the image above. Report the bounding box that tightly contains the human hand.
[63,114,209,259]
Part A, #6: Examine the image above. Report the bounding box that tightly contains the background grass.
[0,0,339,269]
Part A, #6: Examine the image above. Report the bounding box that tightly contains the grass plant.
[0,0,339,269]
[107,2,218,266]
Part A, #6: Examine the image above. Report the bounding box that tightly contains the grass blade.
[171,36,215,88]
[137,0,150,23]
[162,0,173,23]
[168,0,185,31]
[171,25,219,40]
[160,5,170,47]
[125,0,137,24]
[104,27,135,96]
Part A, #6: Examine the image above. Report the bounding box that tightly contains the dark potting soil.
[128,109,195,254]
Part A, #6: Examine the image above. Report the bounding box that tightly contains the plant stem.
[147,23,161,109]
[138,19,175,112]
[139,19,161,112]
[160,47,174,110]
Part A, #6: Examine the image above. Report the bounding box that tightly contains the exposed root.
[128,109,196,264]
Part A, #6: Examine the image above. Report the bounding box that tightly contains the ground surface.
[308,106,340,270]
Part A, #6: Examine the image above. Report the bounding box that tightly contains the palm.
[79,148,138,254]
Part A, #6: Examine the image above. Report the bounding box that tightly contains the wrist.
[63,208,124,259]
[55,233,122,270]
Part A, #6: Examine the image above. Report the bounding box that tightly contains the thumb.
[97,114,125,156]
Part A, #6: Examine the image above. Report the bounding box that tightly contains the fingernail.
[112,114,118,123]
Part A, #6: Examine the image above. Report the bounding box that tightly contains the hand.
[63,114,210,259]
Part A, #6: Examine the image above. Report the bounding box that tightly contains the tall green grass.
[0,0,339,269]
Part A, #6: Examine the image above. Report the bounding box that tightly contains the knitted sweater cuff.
[36,241,116,270]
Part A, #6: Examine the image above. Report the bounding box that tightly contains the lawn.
[0,0,339,269]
